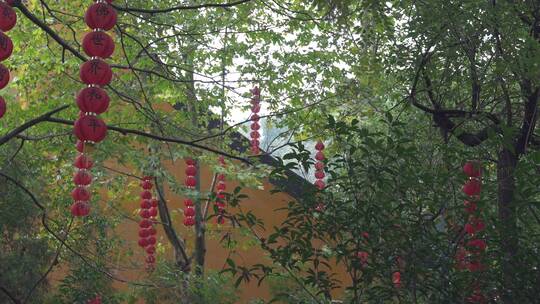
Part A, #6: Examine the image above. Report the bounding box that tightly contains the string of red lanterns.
[314,140,326,212]
[0,1,17,119]
[71,0,117,217]
[138,176,158,272]
[215,156,227,224]
[183,158,197,226]
[457,161,487,303]
[249,86,261,155]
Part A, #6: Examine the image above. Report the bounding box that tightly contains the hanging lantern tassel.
[0,2,16,119]
[138,176,157,271]
[250,86,261,155]
[215,156,227,224]
[183,158,196,226]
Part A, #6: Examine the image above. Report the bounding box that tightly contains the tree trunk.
[497,148,518,303]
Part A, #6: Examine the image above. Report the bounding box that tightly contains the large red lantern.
[85,3,117,31]
[0,3,16,32]
[82,31,115,59]
[463,161,481,178]
[0,32,13,61]
[0,96,5,118]
[80,59,113,86]
[74,114,108,143]
[0,63,10,90]
[76,86,110,114]
[462,179,481,196]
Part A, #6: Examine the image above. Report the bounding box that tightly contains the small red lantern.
[85,3,117,31]
[71,201,90,217]
[76,86,110,114]
[80,59,112,86]
[392,271,401,288]
[463,161,481,178]
[315,171,325,179]
[72,186,91,201]
[140,179,152,189]
[185,165,197,176]
[315,151,325,161]
[139,219,151,228]
[315,180,325,190]
[140,209,150,218]
[0,63,10,89]
[0,32,13,61]
[74,154,93,169]
[314,161,324,170]
[183,216,195,226]
[184,199,193,206]
[147,227,156,235]
[82,31,115,58]
[0,96,5,118]
[140,199,151,209]
[139,229,149,238]
[185,176,196,188]
[140,190,152,200]
[149,207,157,217]
[74,114,108,143]
[146,246,155,254]
[146,236,156,245]
[73,170,92,186]
[151,198,158,207]
[463,179,481,196]
[356,251,369,266]
[138,238,148,247]
[184,207,195,217]
[0,3,16,32]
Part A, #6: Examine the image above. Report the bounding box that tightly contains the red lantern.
[139,219,151,228]
[315,161,324,170]
[184,207,195,217]
[183,216,195,226]
[82,31,115,58]
[464,200,477,213]
[251,113,260,121]
[140,199,151,209]
[315,171,325,179]
[87,295,102,304]
[140,179,152,189]
[315,151,325,161]
[463,179,481,196]
[147,227,156,235]
[251,104,261,113]
[314,179,325,190]
[85,3,117,31]
[0,63,10,89]
[74,154,93,169]
[185,165,197,176]
[0,32,13,61]
[0,3,16,32]
[139,209,150,218]
[80,59,113,86]
[184,199,193,206]
[315,140,325,151]
[185,158,196,166]
[151,198,158,207]
[73,170,92,186]
[72,186,91,201]
[139,229,149,238]
[357,251,369,266]
[71,201,90,217]
[250,122,260,131]
[76,87,110,114]
[146,246,155,254]
[185,176,196,188]
[463,161,481,178]
[250,131,260,139]
[149,207,157,217]
[140,190,152,200]
[392,271,401,288]
[217,181,226,191]
[250,139,260,147]
[138,238,148,247]
[146,236,156,245]
[0,96,5,118]
[74,114,108,143]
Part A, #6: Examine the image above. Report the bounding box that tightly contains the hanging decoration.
[138,176,157,272]
[87,295,102,304]
[456,161,487,303]
[70,0,116,216]
[215,156,227,224]
[183,158,196,226]
[249,86,261,155]
[0,2,16,119]
[313,140,326,211]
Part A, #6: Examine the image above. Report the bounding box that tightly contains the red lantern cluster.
[138,176,158,272]
[70,0,116,216]
[215,156,227,224]
[314,141,326,190]
[74,0,116,143]
[0,2,17,119]
[456,161,487,303]
[250,86,261,155]
[183,158,196,226]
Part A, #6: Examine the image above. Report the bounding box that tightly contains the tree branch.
[113,0,252,14]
